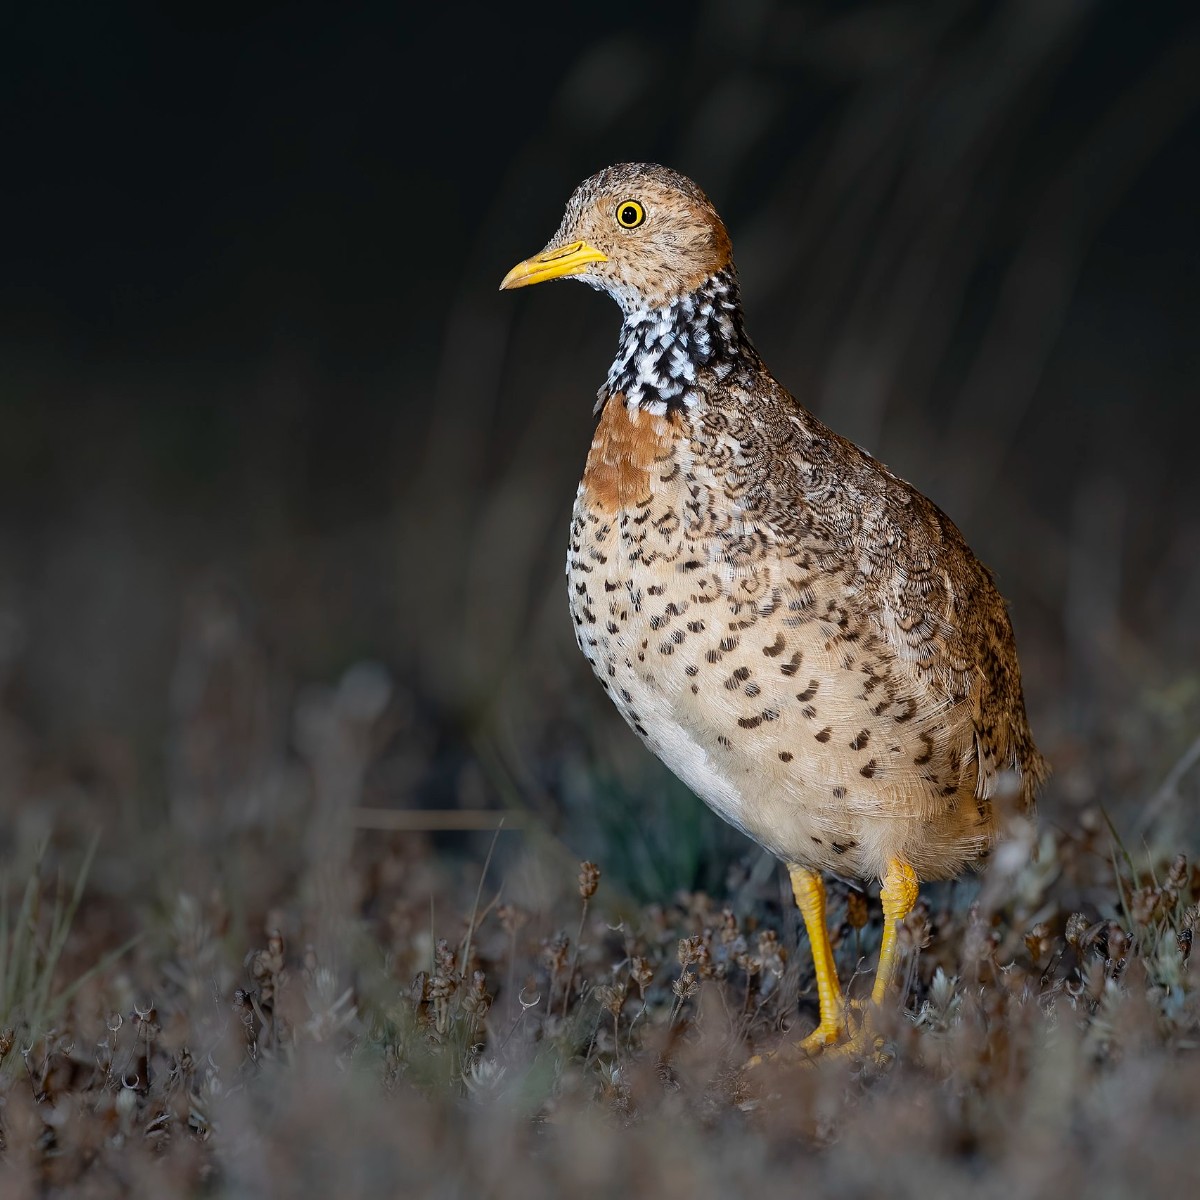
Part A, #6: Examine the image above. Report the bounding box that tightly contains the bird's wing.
[722,379,1047,811]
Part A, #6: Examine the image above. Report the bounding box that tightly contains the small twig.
[352,807,528,831]
[628,997,649,1041]
[505,927,517,1025]
[496,987,540,1053]
[581,1007,604,1071]
[1109,844,1137,951]
[1100,807,1138,886]
[562,863,601,1020]
[429,896,436,977]
[461,823,504,984]
[1135,733,1200,837]
[562,897,589,1021]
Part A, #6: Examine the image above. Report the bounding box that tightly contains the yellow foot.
[792,995,864,1055]
[827,1005,893,1067]
[745,1002,893,1071]
[744,1004,852,1070]
[797,1016,847,1054]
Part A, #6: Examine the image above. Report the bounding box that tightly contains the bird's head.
[499,163,733,314]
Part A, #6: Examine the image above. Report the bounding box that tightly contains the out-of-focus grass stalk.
[0,835,139,1054]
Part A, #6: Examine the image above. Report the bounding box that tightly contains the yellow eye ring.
[616,199,645,229]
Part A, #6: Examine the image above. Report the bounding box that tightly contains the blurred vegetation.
[0,0,1198,1195]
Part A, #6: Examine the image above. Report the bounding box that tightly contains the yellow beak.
[498,240,608,291]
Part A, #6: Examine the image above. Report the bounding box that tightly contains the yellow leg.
[870,858,919,1004]
[787,864,848,1051]
[842,857,919,1059]
[746,858,919,1068]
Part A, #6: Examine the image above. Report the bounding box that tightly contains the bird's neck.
[598,267,756,416]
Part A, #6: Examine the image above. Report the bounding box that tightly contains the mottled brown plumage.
[502,163,1046,1051]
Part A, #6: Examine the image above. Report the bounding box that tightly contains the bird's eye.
[616,200,645,229]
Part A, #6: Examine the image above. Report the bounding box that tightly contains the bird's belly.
[568,581,852,868]
[566,488,996,882]
[566,493,872,873]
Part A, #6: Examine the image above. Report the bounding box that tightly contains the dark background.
[2,1,1198,857]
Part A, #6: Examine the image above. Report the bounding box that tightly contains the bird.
[500,163,1047,1054]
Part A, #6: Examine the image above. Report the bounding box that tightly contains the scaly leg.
[843,856,919,1056]
[788,864,848,1051]
[871,858,919,1004]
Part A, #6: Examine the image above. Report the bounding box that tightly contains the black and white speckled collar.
[596,268,756,415]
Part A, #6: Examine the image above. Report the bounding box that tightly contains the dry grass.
[0,651,1198,1198]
